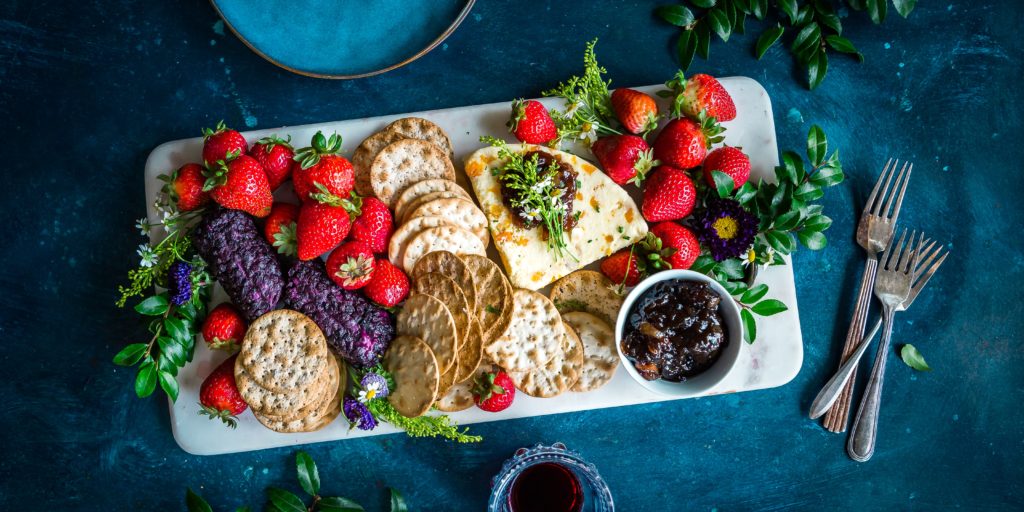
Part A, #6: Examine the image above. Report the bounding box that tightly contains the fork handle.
[847,308,895,462]
[808,318,882,419]
[822,256,879,432]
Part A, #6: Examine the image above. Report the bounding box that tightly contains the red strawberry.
[507,99,557,144]
[600,248,644,288]
[165,163,211,212]
[349,197,394,254]
[326,241,376,290]
[248,135,295,191]
[363,259,409,307]
[201,303,247,351]
[653,114,724,170]
[472,370,515,413]
[203,154,273,217]
[591,135,657,185]
[702,146,751,190]
[611,88,659,135]
[641,166,697,222]
[202,121,248,166]
[263,202,299,257]
[198,354,247,428]
[665,72,736,122]
[650,222,701,270]
[296,192,356,261]
[292,131,354,202]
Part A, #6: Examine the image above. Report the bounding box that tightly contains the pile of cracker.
[234,310,343,433]
[383,251,514,415]
[351,116,489,274]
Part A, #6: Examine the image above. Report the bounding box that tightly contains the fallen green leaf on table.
[900,344,932,371]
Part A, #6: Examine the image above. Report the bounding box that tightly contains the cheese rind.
[465,144,648,290]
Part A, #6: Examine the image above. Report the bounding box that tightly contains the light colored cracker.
[250,356,342,422]
[400,190,469,224]
[385,117,454,159]
[384,335,440,418]
[484,289,565,372]
[508,323,582,398]
[549,270,625,328]
[436,363,495,412]
[388,216,452,267]
[235,354,330,417]
[413,273,469,377]
[352,129,406,197]
[455,318,484,383]
[396,294,458,374]
[402,225,486,274]
[412,251,477,313]
[239,310,329,395]
[406,197,489,247]
[562,311,619,392]
[462,254,514,345]
[436,357,459,399]
[252,361,343,433]
[394,178,469,222]
[371,139,455,207]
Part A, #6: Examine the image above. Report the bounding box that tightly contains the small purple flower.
[696,199,758,261]
[359,372,389,401]
[167,261,193,305]
[342,396,377,431]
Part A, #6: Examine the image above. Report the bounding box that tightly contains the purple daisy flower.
[342,396,377,431]
[695,199,758,261]
[359,372,389,401]
[167,261,193,305]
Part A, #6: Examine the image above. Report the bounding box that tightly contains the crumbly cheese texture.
[465,144,648,290]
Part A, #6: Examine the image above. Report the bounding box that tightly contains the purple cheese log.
[284,260,395,368]
[192,208,283,322]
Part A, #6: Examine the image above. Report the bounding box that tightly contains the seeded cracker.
[384,335,440,418]
[461,254,514,344]
[484,289,564,372]
[396,294,458,374]
[371,139,455,207]
[549,270,625,328]
[402,226,485,274]
[352,129,406,197]
[239,310,329,395]
[405,197,489,247]
[394,178,470,222]
[388,216,453,267]
[384,117,455,159]
[413,250,477,313]
[562,311,619,392]
[508,321,582,398]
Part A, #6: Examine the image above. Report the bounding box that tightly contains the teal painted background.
[0,0,1021,510]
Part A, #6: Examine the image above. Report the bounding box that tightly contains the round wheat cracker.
[406,197,489,246]
[384,335,440,418]
[413,250,477,313]
[394,179,469,222]
[549,270,624,328]
[352,129,406,197]
[239,310,329,395]
[402,225,485,274]
[562,311,619,392]
[508,322,583,398]
[388,216,452,267]
[371,139,455,207]
[396,294,458,374]
[384,117,454,158]
[462,254,514,345]
[484,289,565,372]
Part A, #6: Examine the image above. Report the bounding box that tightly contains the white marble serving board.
[144,77,803,455]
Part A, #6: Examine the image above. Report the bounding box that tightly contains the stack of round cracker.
[547,270,623,392]
[234,310,343,433]
[353,117,490,274]
[383,251,515,414]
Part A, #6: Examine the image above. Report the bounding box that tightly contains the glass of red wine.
[488,442,614,512]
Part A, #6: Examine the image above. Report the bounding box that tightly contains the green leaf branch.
[656,0,916,89]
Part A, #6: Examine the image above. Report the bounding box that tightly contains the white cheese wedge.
[465,144,648,290]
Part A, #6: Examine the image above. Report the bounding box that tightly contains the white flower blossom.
[564,100,584,118]
[358,382,382,404]
[137,244,158,268]
[135,218,151,236]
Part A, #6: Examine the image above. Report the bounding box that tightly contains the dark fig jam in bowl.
[615,270,743,397]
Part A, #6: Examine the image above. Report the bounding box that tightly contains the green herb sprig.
[690,124,843,342]
[656,0,916,89]
[186,451,407,512]
[542,39,621,146]
[481,136,577,261]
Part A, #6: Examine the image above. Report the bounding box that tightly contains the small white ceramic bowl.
[615,269,743,397]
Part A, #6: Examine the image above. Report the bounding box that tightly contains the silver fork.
[808,238,948,419]
[846,230,925,462]
[823,159,913,433]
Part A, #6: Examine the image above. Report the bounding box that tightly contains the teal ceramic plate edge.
[209,0,475,79]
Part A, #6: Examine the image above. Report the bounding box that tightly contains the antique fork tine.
[848,230,921,462]
[863,158,894,216]
[879,161,912,220]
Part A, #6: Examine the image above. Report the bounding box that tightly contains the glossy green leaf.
[266,487,306,512]
[778,0,799,23]
[783,150,805,183]
[710,170,735,198]
[807,125,827,166]
[792,23,821,61]
[733,0,752,13]
[718,258,745,279]
[765,230,796,254]
[135,295,169,316]
[164,317,188,343]
[690,0,717,8]
[708,8,732,42]
[826,35,864,62]
[900,344,931,371]
[893,0,916,17]
[676,30,697,70]
[795,4,814,26]
[734,182,757,205]
[113,343,148,366]
[741,283,769,304]
[811,166,845,187]
[319,497,365,512]
[691,255,716,274]
[296,451,320,496]
[802,214,833,233]
[135,362,157,398]
[741,309,757,343]
[696,21,712,59]
[735,11,747,34]
[756,25,784,59]
[158,353,179,376]
[867,0,887,23]
[158,336,187,367]
[752,298,789,316]
[752,0,768,19]
[390,488,408,512]
[158,370,179,402]
[722,280,746,296]
[186,488,213,512]
[774,209,802,231]
[656,5,695,26]
[794,181,824,202]
[798,230,827,250]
